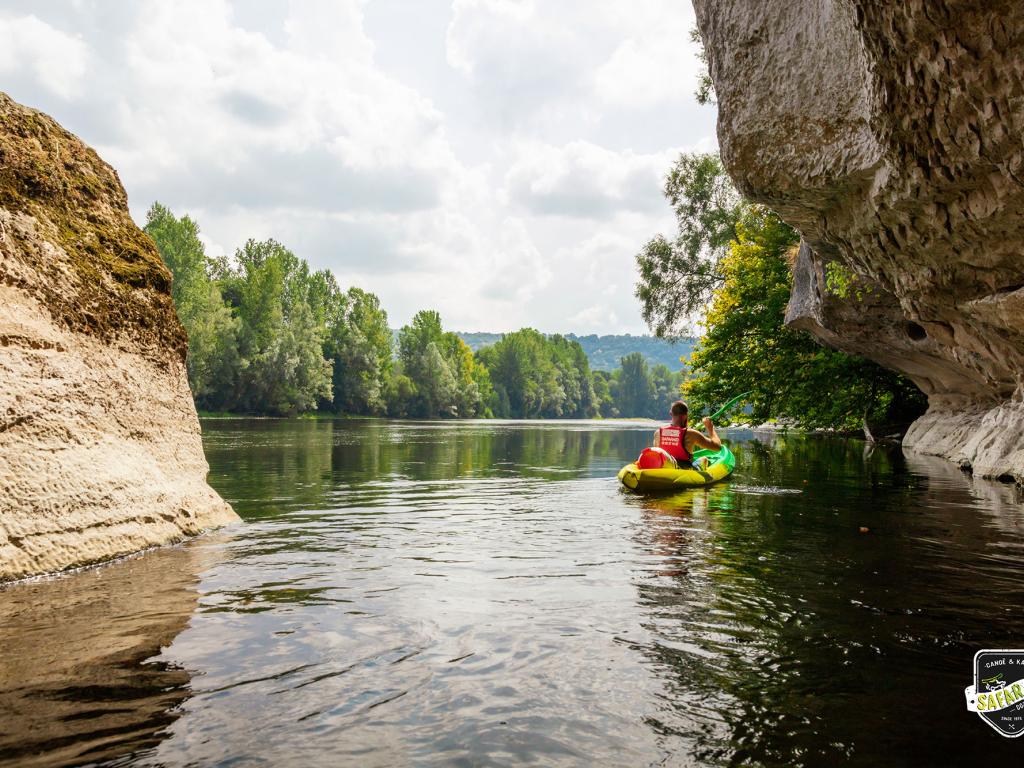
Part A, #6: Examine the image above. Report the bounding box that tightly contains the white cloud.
[196,232,226,260]
[480,216,552,303]
[590,0,704,108]
[97,0,454,216]
[504,140,677,217]
[443,0,707,132]
[444,0,609,135]
[594,38,697,108]
[569,304,619,330]
[446,0,539,77]
[0,0,716,335]
[0,15,89,99]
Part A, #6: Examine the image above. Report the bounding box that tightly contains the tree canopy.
[147,202,690,421]
[634,154,743,338]
[393,310,491,418]
[148,205,371,416]
[635,155,926,430]
[476,329,597,419]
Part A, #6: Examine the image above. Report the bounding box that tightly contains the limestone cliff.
[694,0,1024,481]
[0,92,238,581]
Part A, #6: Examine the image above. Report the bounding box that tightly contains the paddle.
[706,391,751,423]
[687,391,748,475]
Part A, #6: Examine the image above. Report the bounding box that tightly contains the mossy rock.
[0,91,185,363]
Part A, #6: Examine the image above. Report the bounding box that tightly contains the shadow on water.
[0,542,221,767]
[629,432,1024,766]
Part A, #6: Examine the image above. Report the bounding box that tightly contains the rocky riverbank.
[0,92,238,582]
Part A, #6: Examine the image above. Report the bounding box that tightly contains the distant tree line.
[146,203,682,419]
[459,331,695,372]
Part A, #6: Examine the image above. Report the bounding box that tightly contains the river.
[1,419,1023,766]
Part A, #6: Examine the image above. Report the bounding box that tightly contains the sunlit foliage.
[635,158,926,430]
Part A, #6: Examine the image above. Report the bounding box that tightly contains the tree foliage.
[144,204,239,406]
[147,204,378,416]
[476,330,598,419]
[394,310,489,418]
[616,352,654,418]
[586,354,684,420]
[326,287,393,415]
[685,205,925,428]
[458,331,694,372]
[214,238,333,415]
[635,153,743,338]
[690,26,716,106]
[148,203,685,421]
[635,158,926,430]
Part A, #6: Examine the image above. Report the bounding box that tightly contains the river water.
[2,419,1024,767]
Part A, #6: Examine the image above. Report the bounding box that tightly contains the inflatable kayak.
[617,444,735,492]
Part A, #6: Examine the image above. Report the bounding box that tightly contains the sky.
[0,0,716,334]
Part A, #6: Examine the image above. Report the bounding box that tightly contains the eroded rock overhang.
[693,0,1024,481]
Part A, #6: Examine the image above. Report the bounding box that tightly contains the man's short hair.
[670,400,688,416]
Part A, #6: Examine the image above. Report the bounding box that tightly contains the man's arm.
[653,428,661,447]
[688,417,722,451]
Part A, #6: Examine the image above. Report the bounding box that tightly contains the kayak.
[617,444,736,492]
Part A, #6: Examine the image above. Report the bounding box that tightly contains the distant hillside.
[457,332,695,372]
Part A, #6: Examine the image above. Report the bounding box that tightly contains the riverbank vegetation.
[460,332,694,372]
[635,153,926,430]
[146,203,681,419]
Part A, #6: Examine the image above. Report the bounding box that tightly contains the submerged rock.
[0,92,238,581]
[694,1,1024,482]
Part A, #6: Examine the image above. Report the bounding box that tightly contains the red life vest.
[658,424,692,464]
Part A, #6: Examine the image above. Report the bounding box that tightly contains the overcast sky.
[0,0,716,334]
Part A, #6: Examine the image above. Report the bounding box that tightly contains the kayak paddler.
[652,400,722,468]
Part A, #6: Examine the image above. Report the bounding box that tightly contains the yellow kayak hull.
[617,445,735,492]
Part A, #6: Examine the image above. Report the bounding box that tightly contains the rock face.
[694,0,1024,481]
[0,92,238,581]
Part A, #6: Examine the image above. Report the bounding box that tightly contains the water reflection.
[201,419,650,517]
[0,542,218,767]
[631,433,1024,765]
[1,421,1023,767]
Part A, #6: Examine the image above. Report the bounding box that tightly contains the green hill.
[457,332,694,372]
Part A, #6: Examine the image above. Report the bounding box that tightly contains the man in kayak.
[652,400,721,468]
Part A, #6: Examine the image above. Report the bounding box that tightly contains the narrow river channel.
[2,420,1022,766]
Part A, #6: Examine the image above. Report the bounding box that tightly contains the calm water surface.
[2,419,1024,767]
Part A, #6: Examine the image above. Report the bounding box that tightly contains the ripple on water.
[2,422,1024,767]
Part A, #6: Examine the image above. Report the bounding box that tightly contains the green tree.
[396,310,487,418]
[440,332,490,417]
[684,206,925,429]
[399,310,445,376]
[144,203,239,408]
[220,239,332,415]
[635,153,743,338]
[471,360,495,418]
[476,330,596,419]
[384,368,417,418]
[690,26,715,106]
[326,287,392,414]
[637,155,925,430]
[648,363,683,419]
[419,342,458,417]
[478,330,557,418]
[615,352,654,417]
[549,335,596,418]
[590,370,617,418]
